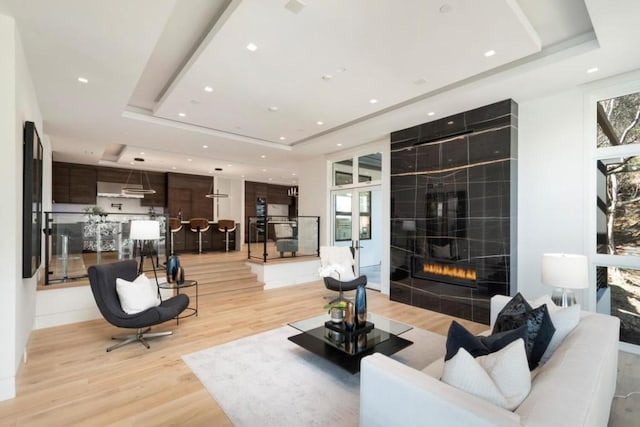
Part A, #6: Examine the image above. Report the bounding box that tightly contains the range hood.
[96,181,143,199]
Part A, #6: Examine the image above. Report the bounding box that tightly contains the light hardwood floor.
[1,252,486,426]
[5,251,638,426]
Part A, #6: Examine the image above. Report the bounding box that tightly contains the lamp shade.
[541,253,588,289]
[130,220,160,240]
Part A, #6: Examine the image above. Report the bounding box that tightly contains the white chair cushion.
[441,338,531,411]
[116,273,161,314]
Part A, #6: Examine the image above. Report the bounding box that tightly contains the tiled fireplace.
[390,99,517,324]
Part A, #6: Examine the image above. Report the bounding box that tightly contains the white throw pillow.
[116,274,161,314]
[538,304,581,365]
[441,339,531,410]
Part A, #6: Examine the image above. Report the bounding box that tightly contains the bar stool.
[168,217,182,255]
[189,218,210,254]
[217,220,236,252]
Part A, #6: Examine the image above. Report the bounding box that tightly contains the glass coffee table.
[288,313,413,374]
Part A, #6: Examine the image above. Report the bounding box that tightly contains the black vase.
[166,255,181,283]
[355,284,367,326]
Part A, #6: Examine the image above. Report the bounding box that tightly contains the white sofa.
[360,296,620,427]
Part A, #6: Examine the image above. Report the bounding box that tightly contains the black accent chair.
[324,275,367,303]
[88,260,189,352]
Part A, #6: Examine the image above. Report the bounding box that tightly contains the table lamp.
[130,220,160,280]
[541,253,588,307]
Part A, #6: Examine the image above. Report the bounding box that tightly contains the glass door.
[331,186,382,290]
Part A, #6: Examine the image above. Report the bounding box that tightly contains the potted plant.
[323,300,348,323]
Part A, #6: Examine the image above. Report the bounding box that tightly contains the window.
[595,90,640,346]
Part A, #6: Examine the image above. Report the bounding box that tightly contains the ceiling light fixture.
[187,158,192,162]
[178,112,186,117]
[246,42,258,52]
[261,155,267,159]
[279,136,286,141]
[337,143,342,147]
[204,86,213,92]
[336,67,347,73]
[316,121,324,125]
[322,74,333,81]
[122,158,156,195]
[203,145,208,148]
[587,67,599,74]
[484,50,496,57]
[77,77,88,83]
[369,99,379,104]
[428,112,435,116]
[268,106,279,112]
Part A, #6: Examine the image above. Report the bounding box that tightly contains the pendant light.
[205,168,229,219]
[122,158,157,195]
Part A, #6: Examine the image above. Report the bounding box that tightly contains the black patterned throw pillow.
[492,293,556,370]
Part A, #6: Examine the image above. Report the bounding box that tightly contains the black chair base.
[107,327,172,352]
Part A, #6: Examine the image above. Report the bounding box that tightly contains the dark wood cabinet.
[167,172,213,220]
[244,181,294,242]
[52,162,97,204]
[53,161,167,207]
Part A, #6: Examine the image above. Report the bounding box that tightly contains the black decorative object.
[355,283,367,326]
[176,266,185,285]
[22,121,43,278]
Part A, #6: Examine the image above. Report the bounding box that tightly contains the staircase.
[178,255,263,296]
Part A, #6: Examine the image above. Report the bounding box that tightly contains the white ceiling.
[1,0,639,185]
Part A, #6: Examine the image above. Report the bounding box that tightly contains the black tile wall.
[390,99,517,325]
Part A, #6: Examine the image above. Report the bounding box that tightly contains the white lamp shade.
[541,253,588,289]
[130,220,160,240]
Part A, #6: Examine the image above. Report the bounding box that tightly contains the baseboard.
[0,376,15,401]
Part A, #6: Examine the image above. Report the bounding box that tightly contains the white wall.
[297,157,327,244]
[0,14,45,401]
[517,89,589,304]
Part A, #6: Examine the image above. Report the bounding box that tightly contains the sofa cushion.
[116,273,161,314]
[492,293,555,370]
[442,338,531,411]
[539,304,581,365]
[445,320,528,361]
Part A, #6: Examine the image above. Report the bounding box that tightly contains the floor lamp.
[541,253,589,307]
[130,220,160,285]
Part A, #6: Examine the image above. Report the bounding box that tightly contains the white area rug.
[182,325,446,426]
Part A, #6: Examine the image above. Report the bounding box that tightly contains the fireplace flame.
[423,263,477,281]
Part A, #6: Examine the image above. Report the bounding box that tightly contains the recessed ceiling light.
[447,121,454,125]
[172,166,177,170]
[262,169,267,172]
[208,170,213,174]
[204,86,213,92]
[187,158,192,162]
[261,154,267,159]
[337,143,342,147]
[129,161,134,165]
[203,145,208,149]
[369,99,379,104]
[322,74,333,81]
[268,106,279,112]
[428,112,435,116]
[279,136,286,141]
[246,42,258,52]
[178,112,186,117]
[336,67,347,73]
[140,152,145,155]
[316,121,324,126]
[292,173,297,176]
[77,77,88,83]
[268,178,273,181]
[227,164,232,167]
[241,175,245,178]
[484,50,496,57]
[587,67,599,74]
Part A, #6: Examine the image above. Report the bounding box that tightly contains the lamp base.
[551,288,577,308]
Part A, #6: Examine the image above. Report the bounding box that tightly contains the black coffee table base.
[288,330,412,374]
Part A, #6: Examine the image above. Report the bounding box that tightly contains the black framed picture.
[23,121,43,278]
